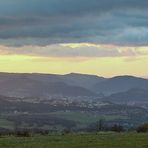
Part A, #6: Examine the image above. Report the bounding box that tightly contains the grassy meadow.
[0,133,148,148]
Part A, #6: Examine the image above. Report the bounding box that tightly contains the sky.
[0,0,148,77]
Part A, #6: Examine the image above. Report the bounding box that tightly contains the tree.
[137,123,148,133]
[96,119,105,131]
[111,124,124,133]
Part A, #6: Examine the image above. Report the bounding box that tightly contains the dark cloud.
[0,0,147,46]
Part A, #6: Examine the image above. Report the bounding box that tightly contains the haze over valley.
[0,72,148,131]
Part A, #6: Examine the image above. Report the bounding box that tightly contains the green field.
[0,133,148,148]
[0,119,14,130]
[50,111,128,124]
[0,112,129,130]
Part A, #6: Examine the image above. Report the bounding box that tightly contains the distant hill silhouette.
[0,72,148,98]
[94,76,148,95]
[0,72,99,98]
[61,73,105,90]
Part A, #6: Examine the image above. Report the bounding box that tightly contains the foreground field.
[0,133,148,148]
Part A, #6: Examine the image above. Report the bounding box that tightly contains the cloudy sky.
[0,0,148,77]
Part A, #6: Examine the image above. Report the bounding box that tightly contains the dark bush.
[110,124,125,133]
[62,129,71,135]
[38,130,49,136]
[15,129,32,137]
[0,128,14,137]
[137,123,148,133]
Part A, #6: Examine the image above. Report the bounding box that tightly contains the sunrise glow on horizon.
[0,43,148,77]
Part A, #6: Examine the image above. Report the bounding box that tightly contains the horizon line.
[0,71,147,79]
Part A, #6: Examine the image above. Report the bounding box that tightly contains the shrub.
[62,129,71,135]
[137,123,148,133]
[111,124,125,133]
[15,129,32,137]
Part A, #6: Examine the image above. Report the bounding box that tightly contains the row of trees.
[85,120,148,133]
[86,120,125,133]
[0,128,53,137]
[0,121,148,137]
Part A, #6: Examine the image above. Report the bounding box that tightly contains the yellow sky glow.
[0,43,148,77]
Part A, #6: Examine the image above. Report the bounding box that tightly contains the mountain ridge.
[94,75,148,95]
[0,72,148,99]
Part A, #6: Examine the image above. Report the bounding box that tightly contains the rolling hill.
[104,88,148,103]
[0,72,99,98]
[1,72,148,100]
[94,76,148,95]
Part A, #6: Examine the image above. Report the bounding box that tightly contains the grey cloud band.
[0,0,147,46]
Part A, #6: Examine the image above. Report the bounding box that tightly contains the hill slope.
[104,88,148,103]
[0,72,98,98]
[94,76,148,95]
